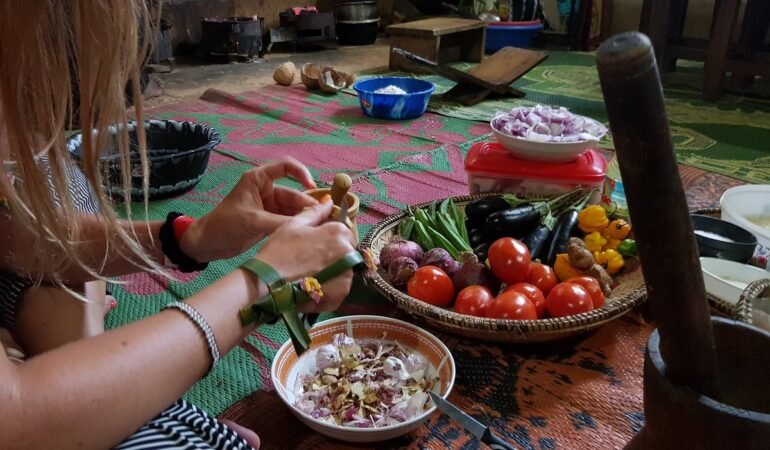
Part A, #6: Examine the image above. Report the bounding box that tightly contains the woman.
[0,1,354,449]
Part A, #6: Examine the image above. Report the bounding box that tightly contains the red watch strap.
[172,216,196,242]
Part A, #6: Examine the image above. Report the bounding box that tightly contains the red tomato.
[487,238,531,284]
[524,262,558,296]
[407,266,455,307]
[505,283,546,318]
[454,286,495,317]
[546,282,594,318]
[568,276,605,308]
[485,291,538,320]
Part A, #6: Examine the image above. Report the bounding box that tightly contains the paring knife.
[429,392,518,450]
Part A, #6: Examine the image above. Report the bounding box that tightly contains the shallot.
[452,252,500,293]
[388,256,418,287]
[491,105,607,143]
[379,236,423,270]
[420,248,460,276]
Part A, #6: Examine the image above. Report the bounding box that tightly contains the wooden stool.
[386,18,487,71]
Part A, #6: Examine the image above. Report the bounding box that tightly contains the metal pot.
[334,1,379,23]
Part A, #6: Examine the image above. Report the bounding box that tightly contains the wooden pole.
[596,32,720,398]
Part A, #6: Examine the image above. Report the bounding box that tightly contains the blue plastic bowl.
[352,77,436,120]
[485,21,544,53]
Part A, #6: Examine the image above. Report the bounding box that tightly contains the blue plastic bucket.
[352,77,436,120]
[485,21,544,53]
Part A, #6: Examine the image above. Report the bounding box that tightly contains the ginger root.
[567,237,613,295]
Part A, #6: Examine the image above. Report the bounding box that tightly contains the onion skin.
[388,257,418,287]
[452,252,500,293]
[420,248,460,276]
[380,236,423,270]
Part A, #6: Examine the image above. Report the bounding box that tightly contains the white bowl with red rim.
[270,315,456,443]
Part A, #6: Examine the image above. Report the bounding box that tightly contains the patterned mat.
[106,84,745,449]
[357,51,770,184]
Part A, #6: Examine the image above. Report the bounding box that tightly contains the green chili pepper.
[618,239,637,257]
[413,220,434,250]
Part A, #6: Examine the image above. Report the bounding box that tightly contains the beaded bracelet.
[162,302,220,374]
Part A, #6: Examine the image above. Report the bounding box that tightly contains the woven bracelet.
[162,302,221,374]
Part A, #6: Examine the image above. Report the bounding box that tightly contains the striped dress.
[1,158,253,450]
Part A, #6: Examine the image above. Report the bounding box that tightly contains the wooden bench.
[387,18,487,72]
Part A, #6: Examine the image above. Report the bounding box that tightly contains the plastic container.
[352,77,435,120]
[464,142,607,198]
[485,21,544,53]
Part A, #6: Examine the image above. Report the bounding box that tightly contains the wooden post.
[595,32,720,399]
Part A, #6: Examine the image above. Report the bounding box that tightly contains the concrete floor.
[145,40,391,107]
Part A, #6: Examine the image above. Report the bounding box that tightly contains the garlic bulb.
[315,344,340,370]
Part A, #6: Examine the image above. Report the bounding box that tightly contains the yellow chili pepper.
[578,205,609,233]
[583,232,607,253]
[603,238,621,251]
[606,219,631,240]
[595,249,624,275]
[554,253,583,281]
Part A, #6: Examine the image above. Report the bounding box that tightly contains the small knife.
[430,392,518,450]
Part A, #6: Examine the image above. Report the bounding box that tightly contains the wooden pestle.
[596,33,720,398]
[330,173,352,207]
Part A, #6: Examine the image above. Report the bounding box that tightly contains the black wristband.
[159,212,209,273]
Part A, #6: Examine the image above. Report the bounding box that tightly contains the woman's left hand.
[179,157,319,263]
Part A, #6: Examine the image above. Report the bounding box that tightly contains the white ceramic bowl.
[720,185,770,253]
[490,118,604,163]
[700,257,770,305]
[270,315,456,443]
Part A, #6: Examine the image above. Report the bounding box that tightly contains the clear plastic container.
[464,142,607,198]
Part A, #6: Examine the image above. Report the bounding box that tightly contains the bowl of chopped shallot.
[271,315,455,442]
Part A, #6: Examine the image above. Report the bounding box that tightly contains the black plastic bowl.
[67,120,220,200]
[690,214,757,263]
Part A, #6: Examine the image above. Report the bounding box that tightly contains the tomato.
[568,276,605,308]
[505,283,546,318]
[524,262,558,296]
[407,266,455,307]
[485,291,538,320]
[487,238,531,284]
[545,282,594,318]
[454,286,495,317]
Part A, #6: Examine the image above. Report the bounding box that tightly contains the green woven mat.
[355,51,770,184]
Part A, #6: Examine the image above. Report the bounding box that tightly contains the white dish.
[270,315,456,443]
[490,124,599,163]
[700,257,770,305]
[720,185,770,256]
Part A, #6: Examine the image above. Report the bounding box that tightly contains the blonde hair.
[0,1,161,280]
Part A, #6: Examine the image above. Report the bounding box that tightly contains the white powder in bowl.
[374,85,408,95]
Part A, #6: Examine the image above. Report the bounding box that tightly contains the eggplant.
[543,209,580,266]
[465,197,511,225]
[468,228,486,248]
[473,242,491,262]
[521,223,551,261]
[484,206,541,240]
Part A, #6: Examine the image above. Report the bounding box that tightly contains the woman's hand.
[180,157,318,263]
[256,201,356,312]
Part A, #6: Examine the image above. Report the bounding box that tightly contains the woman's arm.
[0,202,355,450]
[0,268,262,450]
[0,159,319,283]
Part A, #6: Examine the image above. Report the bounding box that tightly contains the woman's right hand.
[255,200,356,311]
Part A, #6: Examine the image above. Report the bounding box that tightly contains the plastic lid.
[464,142,608,183]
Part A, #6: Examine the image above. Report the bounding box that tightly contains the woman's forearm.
[0,268,264,450]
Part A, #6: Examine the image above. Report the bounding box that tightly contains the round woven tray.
[361,194,648,343]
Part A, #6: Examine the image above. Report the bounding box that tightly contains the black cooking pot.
[67,120,220,200]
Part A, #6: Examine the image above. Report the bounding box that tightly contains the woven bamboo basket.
[361,194,648,343]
